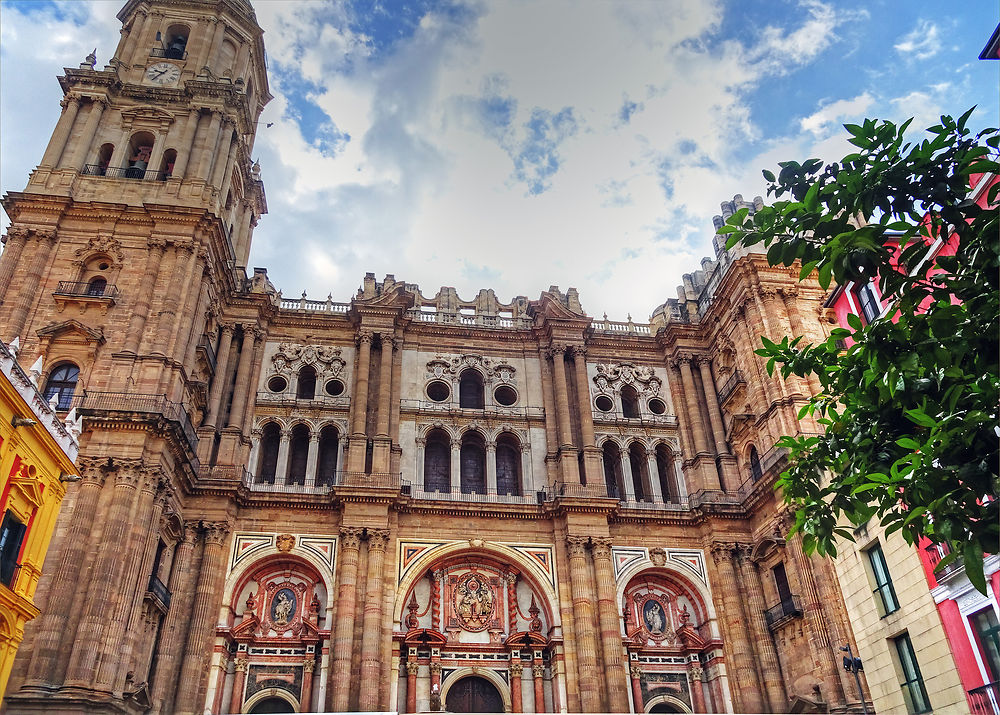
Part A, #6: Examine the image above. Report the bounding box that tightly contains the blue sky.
[1,0,996,318]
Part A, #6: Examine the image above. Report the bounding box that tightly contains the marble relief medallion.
[271,587,297,627]
[453,572,495,631]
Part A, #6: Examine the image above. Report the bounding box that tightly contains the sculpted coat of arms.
[453,573,495,632]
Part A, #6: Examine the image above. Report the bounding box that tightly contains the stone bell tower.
[1,1,271,712]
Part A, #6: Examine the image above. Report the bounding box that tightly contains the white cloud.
[800,93,875,136]
[894,19,941,61]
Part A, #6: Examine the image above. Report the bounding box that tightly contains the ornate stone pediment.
[271,343,346,378]
[593,362,661,396]
[425,354,516,385]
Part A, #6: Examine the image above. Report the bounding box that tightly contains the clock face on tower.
[145,62,181,86]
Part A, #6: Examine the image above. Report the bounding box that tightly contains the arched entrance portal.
[248,696,296,713]
[445,675,504,713]
[649,702,685,713]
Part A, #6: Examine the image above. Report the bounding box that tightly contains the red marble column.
[630,666,644,713]
[229,657,247,714]
[430,660,442,709]
[406,660,418,713]
[510,662,524,713]
[330,526,363,711]
[532,662,546,713]
[688,664,706,713]
[358,529,390,711]
[301,658,315,711]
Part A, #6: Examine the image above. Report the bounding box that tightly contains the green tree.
[719,109,999,591]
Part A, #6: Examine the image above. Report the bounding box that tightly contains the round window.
[595,395,614,412]
[325,379,345,396]
[426,380,451,402]
[494,385,518,406]
[647,398,666,415]
[267,375,287,392]
[98,262,110,271]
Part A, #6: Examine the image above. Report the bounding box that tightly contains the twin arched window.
[43,363,79,411]
[422,430,522,496]
[603,440,679,503]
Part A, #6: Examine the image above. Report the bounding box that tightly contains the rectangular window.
[894,633,932,714]
[857,281,882,324]
[0,510,27,588]
[866,542,900,616]
[772,563,793,604]
[971,608,1000,683]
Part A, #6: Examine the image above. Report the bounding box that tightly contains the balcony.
[717,369,746,408]
[81,164,168,181]
[970,682,1000,715]
[75,391,198,466]
[146,573,172,613]
[407,309,534,330]
[53,281,120,300]
[398,398,544,420]
[240,470,401,495]
[401,482,544,506]
[924,542,963,580]
[196,337,217,373]
[590,409,678,427]
[764,595,803,629]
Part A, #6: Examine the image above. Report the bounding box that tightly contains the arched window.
[287,424,310,485]
[96,143,114,175]
[125,131,155,179]
[296,365,316,399]
[628,443,648,502]
[423,429,451,493]
[621,384,639,418]
[159,148,176,180]
[602,441,623,500]
[750,445,763,482]
[459,369,484,409]
[460,431,486,494]
[257,423,281,484]
[655,444,676,503]
[317,426,339,486]
[219,38,237,74]
[164,24,188,59]
[87,276,107,296]
[43,363,79,411]
[496,433,521,496]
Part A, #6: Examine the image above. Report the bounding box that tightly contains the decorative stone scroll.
[593,362,662,396]
[425,354,517,386]
[270,343,347,379]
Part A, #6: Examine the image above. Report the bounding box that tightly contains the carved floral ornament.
[425,354,517,386]
[270,343,346,378]
[74,234,124,264]
[593,362,662,396]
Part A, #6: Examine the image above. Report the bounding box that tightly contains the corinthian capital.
[709,541,736,564]
[340,526,364,550]
[546,344,567,359]
[203,521,232,545]
[566,535,588,558]
[590,537,613,560]
[367,528,391,551]
[357,330,374,345]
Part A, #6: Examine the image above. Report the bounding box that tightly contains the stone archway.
[645,694,691,713]
[445,674,506,713]
[243,686,299,713]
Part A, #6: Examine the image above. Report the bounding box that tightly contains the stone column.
[709,542,764,713]
[65,462,144,686]
[301,658,315,712]
[24,462,107,685]
[164,247,204,361]
[486,442,497,493]
[532,662,546,713]
[9,229,55,339]
[194,111,222,181]
[305,433,320,487]
[536,347,559,462]
[646,452,664,502]
[202,323,234,428]
[129,10,161,66]
[347,330,373,471]
[40,96,81,167]
[174,521,231,715]
[150,522,199,714]
[240,333,266,436]
[735,544,786,712]
[510,661,524,713]
[229,657,247,714]
[565,536,600,711]
[0,228,28,297]
[450,443,461,495]
[570,346,600,485]
[359,529,390,710]
[226,327,258,430]
[620,450,635,501]
[405,660,418,713]
[429,661,442,706]
[630,666,644,713]
[171,108,201,178]
[688,665,706,713]
[330,527,363,711]
[69,98,107,169]
[122,237,168,353]
[210,119,236,188]
[548,346,574,449]
[591,538,630,712]
[275,430,291,486]
[697,357,728,456]
[677,356,710,455]
[152,243,196,354]
[375,335,394,437]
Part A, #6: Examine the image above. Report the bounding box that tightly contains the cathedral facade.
[0,1,870,713]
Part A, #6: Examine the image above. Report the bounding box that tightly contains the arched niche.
[441,668,512,713]
[615,558,718,635]
[645,693,692,713]
[243,687,299,713]
[621,569,709,649]
[228,555,329,637]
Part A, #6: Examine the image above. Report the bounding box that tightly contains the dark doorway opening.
[445,675,504,713]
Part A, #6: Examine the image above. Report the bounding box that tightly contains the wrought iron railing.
[150,47,187,59]
[147,573,172,610]
[75,391,198,462]
[242,471,335,495]
[618,498,688,511]
[53,281,120,299]
[970,682,1000,715]
[764,595,803,628]
[924,542,963,579]
[590,410,678,426]
[81,164,168,181]
[717,369,746,406]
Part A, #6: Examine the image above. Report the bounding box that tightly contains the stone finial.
[83,49,97,69]
[7,337,20,358]
[28,355,43,387]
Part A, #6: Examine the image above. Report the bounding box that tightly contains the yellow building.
[0,339,79,697]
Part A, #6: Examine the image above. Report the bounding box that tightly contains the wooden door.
[445,675,504,713]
